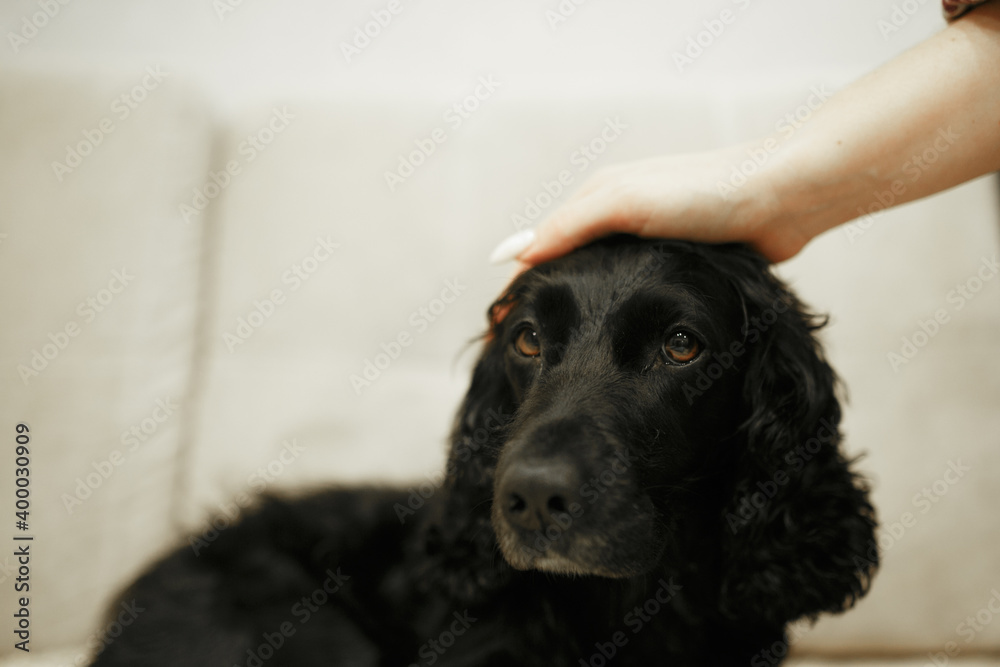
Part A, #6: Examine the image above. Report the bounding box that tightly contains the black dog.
[91,237,877,666]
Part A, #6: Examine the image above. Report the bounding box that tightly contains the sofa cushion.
[0,68,213,654]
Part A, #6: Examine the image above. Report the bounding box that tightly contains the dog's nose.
[499,459,582,532]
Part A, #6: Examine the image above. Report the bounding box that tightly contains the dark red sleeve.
[944,0,992,19]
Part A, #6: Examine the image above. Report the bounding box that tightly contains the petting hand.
[490,143,803,269]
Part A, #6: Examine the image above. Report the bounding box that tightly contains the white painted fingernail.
[489,229,536,264]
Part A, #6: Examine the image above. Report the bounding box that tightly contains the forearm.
[507,2,1000,267]
[754,0,1000,257]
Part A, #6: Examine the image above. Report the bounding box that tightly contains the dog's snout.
[499,459,582,532]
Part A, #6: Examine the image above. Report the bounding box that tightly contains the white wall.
[1,0,946,113]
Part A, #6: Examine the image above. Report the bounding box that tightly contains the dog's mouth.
[527,554,628,579]
[490,494,665,579]
[498,537,639,579]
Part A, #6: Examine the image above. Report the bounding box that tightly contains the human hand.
[490,0,1000,271]
[489,143,809,268]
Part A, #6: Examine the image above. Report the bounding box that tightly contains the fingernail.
[489,229,536,265]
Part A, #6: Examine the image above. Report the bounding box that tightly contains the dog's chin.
[493,519,661,579]
[517,553,636,579]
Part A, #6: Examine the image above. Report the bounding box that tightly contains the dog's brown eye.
[663,331,700,364]
[514,328,541,357]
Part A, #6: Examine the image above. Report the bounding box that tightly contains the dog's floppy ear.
[451,293,518,450]
[714,247,877,626]
[423,291,520,601]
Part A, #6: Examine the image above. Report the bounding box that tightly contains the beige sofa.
[0,64,998,666]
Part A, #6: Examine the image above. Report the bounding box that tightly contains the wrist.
[743,131,868,262]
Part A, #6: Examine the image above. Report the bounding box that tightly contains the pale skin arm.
[499,1,1000,267]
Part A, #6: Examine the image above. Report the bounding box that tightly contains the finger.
[517,193,631,266]
[489,229,536,264]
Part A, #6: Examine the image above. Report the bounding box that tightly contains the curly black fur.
[91,237,877,667]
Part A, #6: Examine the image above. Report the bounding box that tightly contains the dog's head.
[441,236,876,623]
